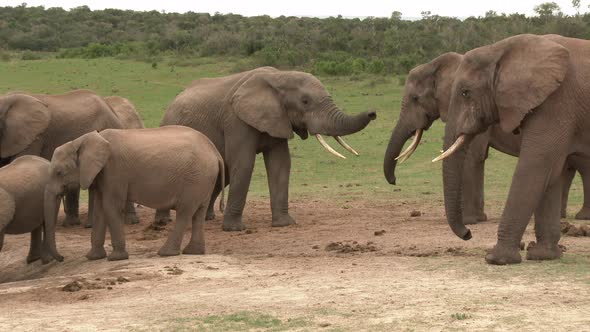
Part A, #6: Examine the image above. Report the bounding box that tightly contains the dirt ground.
[1,199,589,331]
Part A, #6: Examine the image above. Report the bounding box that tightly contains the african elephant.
[158,67,376,231]
[44,127,225,261]
[434,34,590,264]
[383,52,590,224]
[0,155,62,264]
[0,90,142,227]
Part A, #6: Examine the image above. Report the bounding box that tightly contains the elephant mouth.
[293,126,309,140]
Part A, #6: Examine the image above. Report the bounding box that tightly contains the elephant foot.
[154,210,172,225]
[574,206,590,220]
[107,249,129,261]
[85,247,107,260]
[84,222,93,229]
[485,245,522,265]
[206,211,216,221]
[182,242,205,255]
[26,253,41,264]
[272,214,296,227]
[223,215,246,232]
[464,213,488,225]
[526,242,563,261]
[41,252,56,265]
[158,246,181,257]
[125,212,140,225]
[63,215,81,227]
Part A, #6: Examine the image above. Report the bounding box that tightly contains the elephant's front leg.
[222,133,257,232]
[62,187,81,226]
[86,189,107,260]
[527,178,563,261]
[486,148,567,265]
[263,140,296,227]
[102,194,129,261]
[26,226,44,264]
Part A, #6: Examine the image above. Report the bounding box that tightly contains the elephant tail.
[217,157,225,213]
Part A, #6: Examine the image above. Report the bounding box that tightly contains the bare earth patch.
[0,199,589,331]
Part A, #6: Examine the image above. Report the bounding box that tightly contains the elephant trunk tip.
[367,110,377,120]
[385,173,396,185]
[457,228,472,241]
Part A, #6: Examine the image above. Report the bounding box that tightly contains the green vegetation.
[0,57,585,210]
[2,3,590,75]
[450,313,471,320]
[165,311,309,331]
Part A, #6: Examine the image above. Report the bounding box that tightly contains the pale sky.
[0,0,584,18]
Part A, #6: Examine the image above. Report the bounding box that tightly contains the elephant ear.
[76,132,111,190]
[493,35,570,133]
[0,94,51,158]
[231,72,294,139]
[0,187,15,232]
[432,52,463,122]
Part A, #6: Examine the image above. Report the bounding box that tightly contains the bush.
[20,51,42,60]
[0,51,11,62]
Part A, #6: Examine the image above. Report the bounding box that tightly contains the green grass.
[163,311,309,331]
[0,56,585,209]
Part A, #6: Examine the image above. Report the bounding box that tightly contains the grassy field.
[0,57,584,216]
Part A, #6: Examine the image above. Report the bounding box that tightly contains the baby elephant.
[0,155,62,264]
[44,126,225,261]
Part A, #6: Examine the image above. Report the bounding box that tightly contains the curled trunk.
[310,100,376,137]
[442,125,473,240]
[383,120,415,185]
[44,188,64,261]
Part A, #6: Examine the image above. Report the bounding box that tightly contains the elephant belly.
[4,217,39,234]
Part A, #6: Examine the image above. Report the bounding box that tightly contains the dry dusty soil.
[1,199,589,331]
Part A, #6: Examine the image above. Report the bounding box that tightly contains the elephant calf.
[44,126,225,261]
[0,155,62,264]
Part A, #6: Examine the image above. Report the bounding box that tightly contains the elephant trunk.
[441,124,473,241]
[321,107,377,137]
[383,119,415,185]
[44,188,64,262]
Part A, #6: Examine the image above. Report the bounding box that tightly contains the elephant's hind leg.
[183,206,207,255]
[527,179,563,261]
[124,200,139,225]
[62,188,81,226]
[26,226,43,264]
[560,165,575,218]
[574,161,590,220]
[158,207,194,256]
[153,209,172,225]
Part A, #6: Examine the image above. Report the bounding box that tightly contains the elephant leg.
[574,161,590,220]
[26,226,43,264]
[158,207,194,256]
[205,170,229,221]
[153,209,172,225]
[183,206,207,255]
[222,132,257,232]
[263,140,296,227]
[85,189,95,228]
[62,187,81,226]
[0,230,4,252]
[527,179,563,261]
[560,165,575,218]
[462,148,488,225]
[485,144,567,265]
[124,200,139,225]
[103,196,129,261]
[86,190,107,260]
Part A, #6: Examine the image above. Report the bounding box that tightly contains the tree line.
[1,3,589,74]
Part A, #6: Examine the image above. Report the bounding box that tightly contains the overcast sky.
[0,0,584,18]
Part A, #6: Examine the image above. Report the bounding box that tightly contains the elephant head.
[383,52,462,184]
[45,131,111,260]
[433,34,569,240]
[0,94,51,159]
[231,69,377,158]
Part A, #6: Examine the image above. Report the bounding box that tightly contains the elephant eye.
[301,98,309,105]
[461,89,470,98]
[411,95,419,102]
[56,170,63,177]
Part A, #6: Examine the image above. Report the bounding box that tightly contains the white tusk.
[334,136,359,156]
[432,135,466,162]
[395,129,423,164]
[316,134,346,159]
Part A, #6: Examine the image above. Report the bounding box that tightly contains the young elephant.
[44,126,225,261]
[0,155,62,264]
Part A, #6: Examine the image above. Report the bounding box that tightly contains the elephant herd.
[0,33,589,267]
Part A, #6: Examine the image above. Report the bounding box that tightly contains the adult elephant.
[383,52,590,223]
[158,67,376,231]
[0,90,142,226]
[433,34,590,264]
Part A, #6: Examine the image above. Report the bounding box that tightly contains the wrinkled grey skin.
[0,155,62,264]
[158,67,376,231]
[45,127,225,261]
[0,90,143,227]
[383,52,590,224]
[442,34,590,265]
